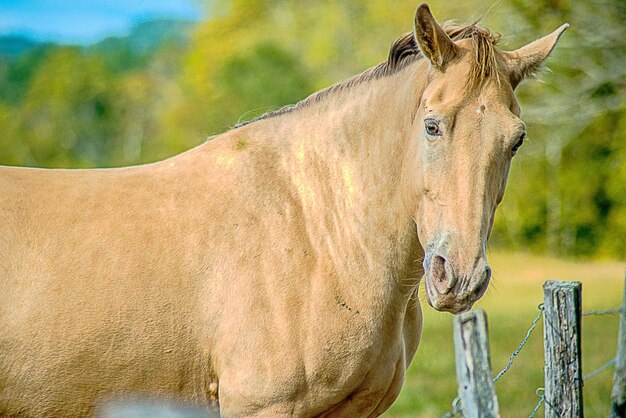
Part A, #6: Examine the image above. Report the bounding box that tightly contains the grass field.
[384,251,625,418]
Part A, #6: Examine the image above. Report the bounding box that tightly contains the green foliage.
[0,43,51,103]
[0,0,623,259]
[8,47,116,167]
[490,0,626,259]
[91,19,194,73]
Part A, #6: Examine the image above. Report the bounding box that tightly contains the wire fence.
[583,307,622,316]
[493,304,545,384]
[442,300,623,418]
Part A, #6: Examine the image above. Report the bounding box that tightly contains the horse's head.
[409,4,567,313]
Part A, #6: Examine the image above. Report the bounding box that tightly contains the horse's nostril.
[472,265,492,300]
[483,266,492,283]
[430,255,450,294]
[432,255,445,277]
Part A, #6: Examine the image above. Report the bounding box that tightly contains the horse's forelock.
[380,24,502,86]
[446,24,503,89]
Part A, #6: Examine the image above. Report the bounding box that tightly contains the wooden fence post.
[453,309,500,417]
[610,273,626,418]
[543,280,583,418]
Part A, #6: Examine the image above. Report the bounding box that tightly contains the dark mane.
[235,23,500,128]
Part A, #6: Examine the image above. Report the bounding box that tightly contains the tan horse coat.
[0,5,567,417]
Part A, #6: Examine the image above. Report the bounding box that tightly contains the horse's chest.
[305,341,406,417]
[215,306,411,417]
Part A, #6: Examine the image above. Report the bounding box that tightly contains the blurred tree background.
[0,0,624,259]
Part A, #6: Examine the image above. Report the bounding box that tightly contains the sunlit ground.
[385,251,625,417]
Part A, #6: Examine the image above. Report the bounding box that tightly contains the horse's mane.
[235,23,501,128]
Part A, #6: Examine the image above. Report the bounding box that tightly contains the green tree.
[11,47,117,167]
[0,0,623,258]
[491,0,626,258]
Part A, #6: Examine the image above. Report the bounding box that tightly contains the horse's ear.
[413,4,457,69]
[504,23,569,89]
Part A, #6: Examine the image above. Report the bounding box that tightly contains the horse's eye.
[511,132,526,156]
[424,119,442,137]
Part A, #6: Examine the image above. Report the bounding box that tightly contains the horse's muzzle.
[422,248,491,314]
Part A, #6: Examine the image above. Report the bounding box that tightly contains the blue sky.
[0,0,204,44]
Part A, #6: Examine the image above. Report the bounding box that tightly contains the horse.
[0,4,567,417]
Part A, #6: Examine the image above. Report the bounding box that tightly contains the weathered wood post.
[453,309,500,417]
[543,280,583,418]
[610,273,626,418]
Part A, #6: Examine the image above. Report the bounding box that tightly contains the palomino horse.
[0,4,567,417]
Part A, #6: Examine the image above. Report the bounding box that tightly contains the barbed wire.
[493,304,544,383]
[583,357,617,381]
[527,307,619,417]
[441,305,545,417]
[527,357,617,418]
[440,396,461,418]
[583,307,622,316]
[528,388,545,418]
[441,303,622,417]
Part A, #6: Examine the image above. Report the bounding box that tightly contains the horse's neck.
[261,64,425,300]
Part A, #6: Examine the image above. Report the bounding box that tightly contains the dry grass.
[385,251,625,417]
